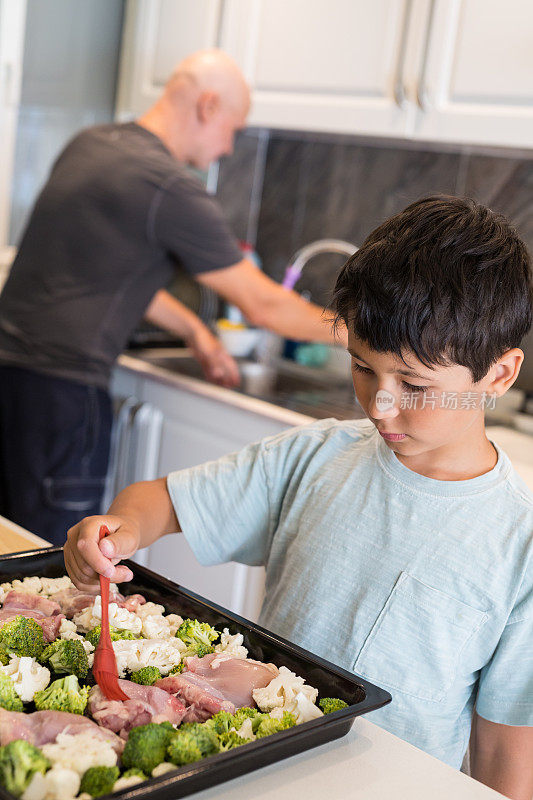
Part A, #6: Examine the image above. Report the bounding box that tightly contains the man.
[0,49,343,545]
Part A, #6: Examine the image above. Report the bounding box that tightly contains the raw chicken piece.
[2,591,61,617]
[155,672,236,722]
[0,610,65,642]
[120,594,146,613]
[0,708,124,752]
[52,587,123,618]
[184,654,278,708]
[89,679,186,738]
[53,586,146,619]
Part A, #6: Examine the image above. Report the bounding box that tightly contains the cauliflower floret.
[11,577,43,595]
[141,614,170,639]
[252,666,318,713]
[151,763,178,777]
[234,718,255,740]
[270,691,323,725]
[39,576,73,596]
[112,637,185,677]
[58,619,78,639]
[113,775,145,791]
[135,602,165,620]
[214,628,248,660]
[22,767,80,800]
[0,656,50,702]
[0,584,11,604]
[165,614,183,637]
[41,731,118,775]
[134,602,180,638]
[73,597,142,635]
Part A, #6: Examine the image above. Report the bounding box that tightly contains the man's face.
[347,332,494,462]
[191,95,249,170]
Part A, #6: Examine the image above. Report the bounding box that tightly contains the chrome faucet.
[255,238,358,365]
[282,238,358,290]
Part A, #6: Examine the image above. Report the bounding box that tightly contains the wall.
[8,0,124,246]
[216,129,533,312]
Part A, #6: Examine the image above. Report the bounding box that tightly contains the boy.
[65,196,533,799]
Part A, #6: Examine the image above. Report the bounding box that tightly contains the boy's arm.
[470,711,533,800]
[64,478,180,590]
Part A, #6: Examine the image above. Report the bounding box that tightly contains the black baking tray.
[0,547,392,799]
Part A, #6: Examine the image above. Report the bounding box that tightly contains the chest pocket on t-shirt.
[353,572,488,703]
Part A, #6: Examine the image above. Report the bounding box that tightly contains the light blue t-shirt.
[167,418,533,768]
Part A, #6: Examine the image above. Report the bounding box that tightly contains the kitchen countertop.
[0,515,506,799]
[118,349,364,426]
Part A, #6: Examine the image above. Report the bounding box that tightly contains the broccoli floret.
[318,697,349,714]
[232,707,265,734]
[121,722,176,775]
[217,730,251,751]
[168,662,184,675]
[166,733,202,766]
[207,710,235,736]
[175,619,219,657]
[40,639,89,680]
[33,675,89,715]
[0,646,11,666]
[85,626,140,648]
[121,768,147,781]
[79,765,119,797]
[0,672,23,712]
[0,740,50,797]
[130,666,162,685]
[0,616,45,659]
[255,712,297,738]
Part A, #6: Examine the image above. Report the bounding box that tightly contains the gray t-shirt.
[0,122,242,388]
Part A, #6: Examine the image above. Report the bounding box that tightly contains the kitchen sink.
[127,348,362,421]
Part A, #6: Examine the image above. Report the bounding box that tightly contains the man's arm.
[197,258,347,347]
[144,289,239,387]
[470,711,533,799]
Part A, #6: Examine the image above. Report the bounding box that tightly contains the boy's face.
[347,333,506,470]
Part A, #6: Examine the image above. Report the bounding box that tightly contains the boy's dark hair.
[333,195,532,382]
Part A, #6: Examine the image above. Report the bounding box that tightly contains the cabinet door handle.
[130,401,163,483]
[393,0,414,109]
[416,0,436,111]
[102,395,137,511]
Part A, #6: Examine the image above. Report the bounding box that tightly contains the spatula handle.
[99,525,111,636]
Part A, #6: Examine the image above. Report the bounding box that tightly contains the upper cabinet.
[411,0,533,147]
[116,0,223,119]
[117,0,533,148]
[219,0,422,139]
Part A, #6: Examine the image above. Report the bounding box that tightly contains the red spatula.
[92,525,128,701]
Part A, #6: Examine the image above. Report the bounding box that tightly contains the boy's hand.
[64,515,141,590]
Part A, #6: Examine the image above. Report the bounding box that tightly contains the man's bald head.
[140,48,250,169]
[166,49,250,117]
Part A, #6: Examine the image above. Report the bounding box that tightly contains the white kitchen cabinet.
[116,0,222,119]
[219,0,423,139]
[0,0,26,254]
[117,0,533,148]
[412,0,533,148]
[109,363,297,621]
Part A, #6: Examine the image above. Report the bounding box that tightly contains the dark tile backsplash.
[216,129,533,310]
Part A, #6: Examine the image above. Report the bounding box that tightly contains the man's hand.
[64,515,140,590]
[186,323,240,388]
[144,289,240,387]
